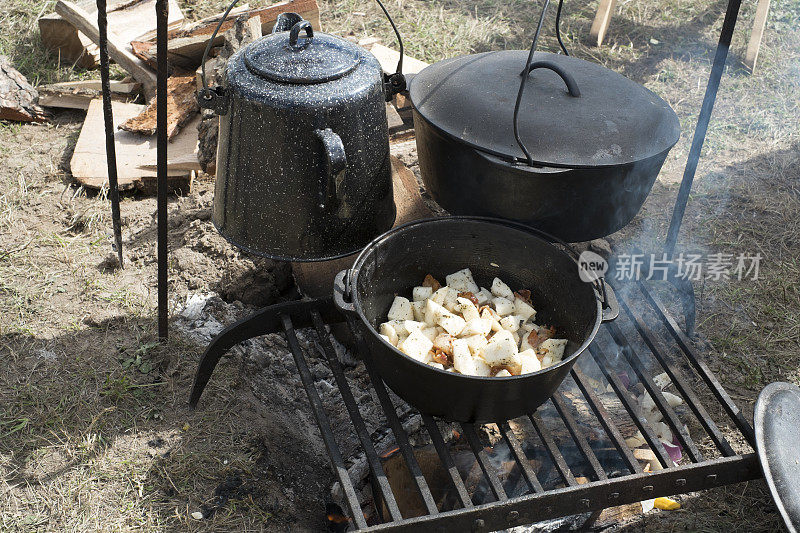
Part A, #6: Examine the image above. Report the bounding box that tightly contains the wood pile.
[2,0,423,194]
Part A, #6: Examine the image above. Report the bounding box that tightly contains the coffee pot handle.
[314,129,347,210]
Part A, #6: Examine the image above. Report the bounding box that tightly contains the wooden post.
[589,0,617,47]
[744,0,771,72]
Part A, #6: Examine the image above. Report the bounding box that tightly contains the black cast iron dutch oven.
[333,217,618,423]
[407,51,681,243]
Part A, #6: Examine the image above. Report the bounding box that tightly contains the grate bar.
[637,281,757,446]
[615,292,736,456]
[529,414,578,486]
[346,326,440,516]
[421,415,473,509]
[279,315,368,529]
[499,422,545,493]
[588,345,675,469]
[300,314,403,522]
[551,395,608,481]
[605,322,704,463]
[461,423,508,501]
[570,367,642,474]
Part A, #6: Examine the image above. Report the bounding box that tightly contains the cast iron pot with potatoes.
[333,217,618,423]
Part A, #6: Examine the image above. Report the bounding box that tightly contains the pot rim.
[344,216,604,381]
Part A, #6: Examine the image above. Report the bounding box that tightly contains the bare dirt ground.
[1,0,799,531]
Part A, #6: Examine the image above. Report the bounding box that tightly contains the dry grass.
[0,0,798,530]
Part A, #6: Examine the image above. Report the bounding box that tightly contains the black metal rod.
[339,317,439,516]
[555,0,569,56]
[421,415,473,509]
[588,345,675,469]
[311,315,403,522]
[529,414,578,486]
[155,0,168,340]
[461,423,508,501]
[551,396,608,481]
[280,315,367,529]
[637,281,757,446]
[96,0,124,268]
[615,290,736,456]
[570,368,642,474]
[604,322,704,463]
[664,0,743,256]
[499,422,545,493]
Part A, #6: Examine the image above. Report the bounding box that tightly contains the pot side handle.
[314,128,347,210]
[601,282,619,323]
[333,270,356,313]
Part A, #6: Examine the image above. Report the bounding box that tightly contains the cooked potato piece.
[379,322,399,345]
[425,299,449,327]
[513,297,536,321]
[499,315,523,332]
[475,288,493,305]
[433,333,455,354]
[493,297,515,317]
[519,349,541,374]
[452,340,476,375]
[471,356,492,377]
[491,277,514,300]
[480,307,502,332]
[495,369,512,377]
[511,330,520,346]
[480,330,520,369]
[463,334,489,355]
[411,300,425,322]
[428,362,445,370]
[442,287,459,312]
[461,318,492,337]
[388,296,414,321]
[431,287,448,305]
[421,327,438,341]
[446,268,480,293]
[399,330,433,362]
[413,286,433,302]
[379,334,392,345]
[438,314,466,336]
[539,338,567,361]
[456,297,480,322]
[403,320,425,335]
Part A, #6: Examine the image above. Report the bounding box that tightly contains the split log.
[130,0,319,69]
[40,0,185,69]
[38,80,141,110]
[0,57,49,123]
[54,0,157,99]
[119,71,197,139]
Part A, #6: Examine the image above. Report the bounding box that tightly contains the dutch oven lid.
[244,22,361,84]
[409,50,680,169]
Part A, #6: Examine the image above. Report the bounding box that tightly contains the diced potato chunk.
[379,322,399,346]
[387,296,413,321]
[413,286,433,302]
[479,330,520,369]
[493,297,515,317]
[421,327,438,342]
[519,349,541,374]
[491,277,514,300]
[475,288,493,305]
[379,334,392,345]
[513,297,536,321]
[399,330,433,362]
[411,300,425,322]
[456,297,480,322]
[539,338,567,361]
[472,356,492,376]
[495,369,512,377]
[428,362,445,370]
[446,268,480,293]
[433,333,455,354]
[461,318,491,337]
[431,287,448,305]
[425,299,449,327]
[480,307,502,332]
[499,315,523,332]
[442,287,459,312]
[463,334,489,355]
[452,339,476,375]
[438,314,466,336]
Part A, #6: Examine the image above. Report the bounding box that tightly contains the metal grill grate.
[191,278,762,532]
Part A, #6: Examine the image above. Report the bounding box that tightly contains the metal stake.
[96,0,124,268]
[156,0,169,340]
[664,0,743,257]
